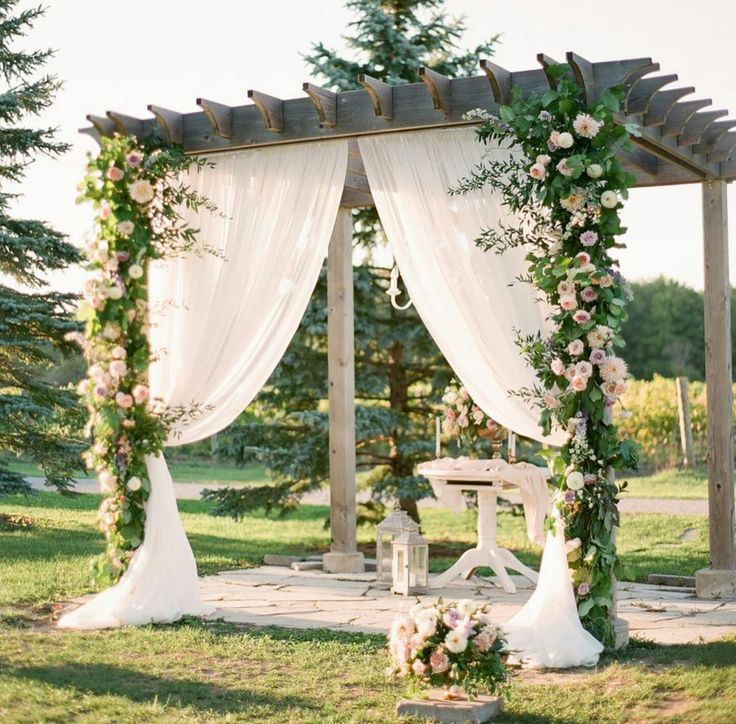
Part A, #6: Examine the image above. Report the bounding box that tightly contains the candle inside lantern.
[508,430,517,461]
[435,417,441,459]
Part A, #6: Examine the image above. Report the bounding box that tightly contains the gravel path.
[27,476,708,516]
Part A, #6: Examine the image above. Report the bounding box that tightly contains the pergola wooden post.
[696,179,736,597]
[323,207,365,574]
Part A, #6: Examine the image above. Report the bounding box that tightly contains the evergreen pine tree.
[205,0,499,522]
[0,1,83,494]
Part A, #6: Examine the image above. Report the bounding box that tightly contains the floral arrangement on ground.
[73,133,213,585]
[454,64,640,645]
[388,598,508,699]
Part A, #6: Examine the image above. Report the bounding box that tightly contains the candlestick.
[435,417,441,459]
[508,430,517,462]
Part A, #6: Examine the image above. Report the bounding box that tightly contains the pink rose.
[575,361,593,378]
[429,649,450,673]
[568,339,585,356]
[590,349,607,365]
[529,162,547,180]
[106,166,124,182]
[598,274,614,288]
[115,392,134,409]
[557,281,574,296]
[584,473,598,485]
[116,251,131,262]
[573,310,591,324]
[109,360,127,378]
[411,659,426,676]
[564,364,577,381]
[580,286,598,303]
[132,384,149,405]
[571,375,588,392]
[575,252,591,266]
[614,381,627,395]
[580,230,598,247]
[551,358,565,376]
[111,346,127,360]
[474,631,492,652]
[543,391,560,409]
[560,295,577,311]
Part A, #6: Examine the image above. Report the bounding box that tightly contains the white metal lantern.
[391,529,429,596]
[376,508,418,586]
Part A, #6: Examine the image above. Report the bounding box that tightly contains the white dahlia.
[599,355,628,384]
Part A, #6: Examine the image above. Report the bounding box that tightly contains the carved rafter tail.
[626,74,678,114]
[358,74,393,120]
[565,52,594,104]
[644,87,695,126]
[694,121,736,155]
[106,111,145,139]
[679,109,728,146]
[86,114,115,138]
[303,83,337,128]
[479,59,511,105]
[536,53,568,90]
[418,66,451,115]
[707,131,736,163]
[662,98,714,136]
[148,105,184,144]
[196,98,233,139]
[247,89,284,133]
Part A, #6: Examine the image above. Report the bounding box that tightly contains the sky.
[11,0,736,293]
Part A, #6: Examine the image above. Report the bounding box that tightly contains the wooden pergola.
[83,52,736,598]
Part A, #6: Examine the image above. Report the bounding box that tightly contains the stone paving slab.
[198,566,736,645]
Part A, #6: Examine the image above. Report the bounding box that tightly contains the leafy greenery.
[208,0,500,523]
[74,134,214,584]
[456,70,638,645]
[0,0,84,495]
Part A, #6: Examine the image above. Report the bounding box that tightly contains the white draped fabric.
[360,128,597,668]
[59,140,348,629]
[359,128,564,444]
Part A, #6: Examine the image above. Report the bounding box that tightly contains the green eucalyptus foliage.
[205,0,500,523]
[456,67,639,646]
[0,0,85,495]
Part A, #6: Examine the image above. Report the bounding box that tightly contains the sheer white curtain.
[361,128,600,668]
[59,140,348,629]
[359,128,562,444]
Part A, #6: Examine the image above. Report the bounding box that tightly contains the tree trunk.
[388,338,420,524]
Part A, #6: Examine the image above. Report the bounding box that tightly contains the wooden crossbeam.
[147,105,183,144]
[196,98,232,138]
[644,87,695,126]
[247,90,284,132]
[303,83,337,128]
[359,74,393,119]
[106,111,145,138]
[419,67,451,115]
[708,131,736,163]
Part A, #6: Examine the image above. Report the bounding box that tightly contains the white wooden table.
[418,463,544,594]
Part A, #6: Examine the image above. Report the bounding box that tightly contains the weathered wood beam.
[86,114,115,137]
[303,83,337,128]
[196,98,232,138]
[419,66,451,115]
[247,89,284,132]
[619,146,659,177]
[694,121,736,155]
[644,87,695,126]
[479,58,511,105]
[662,98,713,136]
[679,109,728,146]
[106,111,145,138]
[708,131,736,163]
[695,179,736,598]
[147,104,184,144]
[358,74,393,119]
[626,74,678,114]
[720,158,736,179]
[591,57,656,95]
[323,207,364,574]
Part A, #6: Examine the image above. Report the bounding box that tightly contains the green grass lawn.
[0,491,727,723]
[621,469,708,499]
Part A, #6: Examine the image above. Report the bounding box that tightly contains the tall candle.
[508,430,516,461]
[435,417,441,459]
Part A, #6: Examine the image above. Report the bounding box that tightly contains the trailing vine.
[455,65,639,645]
[74,134,213,585]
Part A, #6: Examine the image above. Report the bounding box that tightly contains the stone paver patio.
[199,566,736,645]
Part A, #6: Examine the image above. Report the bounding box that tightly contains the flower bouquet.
[388,599,509,700]
[441,385,505,455]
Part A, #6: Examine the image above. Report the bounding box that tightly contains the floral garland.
[455,65,639,645]
[440,384,501,444]
[74,134,213,585]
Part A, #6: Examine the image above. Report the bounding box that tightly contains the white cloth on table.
[418,457,549,546]
[358,129,565,445]
[504,523,604,668]
[58,140,348,630]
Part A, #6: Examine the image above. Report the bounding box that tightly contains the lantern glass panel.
[411,545,428,589]
[377,532,395,583]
